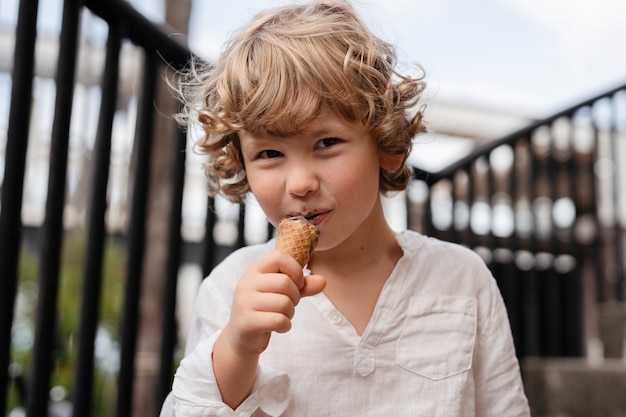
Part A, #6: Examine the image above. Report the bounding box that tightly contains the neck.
[306,201,403,335]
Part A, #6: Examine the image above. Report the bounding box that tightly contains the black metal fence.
[1,1,194,415]
[409,87,626,357]
[0,0,624,415]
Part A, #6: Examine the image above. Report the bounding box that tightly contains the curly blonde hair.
[176,0,427,203]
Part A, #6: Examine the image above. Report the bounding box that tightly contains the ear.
[379,152,404,172]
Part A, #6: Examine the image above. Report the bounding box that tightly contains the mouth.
[289,210,331,226]
[304,210,331,226]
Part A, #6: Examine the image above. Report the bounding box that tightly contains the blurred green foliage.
[9,229,127,416]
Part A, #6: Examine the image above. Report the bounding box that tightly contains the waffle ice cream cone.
[276,216,319,268]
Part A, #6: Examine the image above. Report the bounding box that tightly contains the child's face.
[239,108,400,251]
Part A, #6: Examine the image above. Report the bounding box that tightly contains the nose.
[286,160,319,197]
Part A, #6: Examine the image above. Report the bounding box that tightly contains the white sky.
[1,0,624,118]
[179,0,626,118]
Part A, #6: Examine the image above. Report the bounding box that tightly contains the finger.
[252,293,296,319]
[255,273,301,306]
[300,274,326,297]
[251,250,306,289]
[249,311,293,334]
[271,250,306,289]
[255,250,303,275]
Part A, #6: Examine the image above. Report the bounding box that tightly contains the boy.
[162,1,530,416]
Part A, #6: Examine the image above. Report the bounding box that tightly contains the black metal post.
[84,0,191,69]
[71,22,121,417]
[609,95,625,300]
[26,0,82,415]
[0,0,38,412]
[203,197,216,277]
[156,124,187,409]
[237,204,246,248]
[115,53,158,417]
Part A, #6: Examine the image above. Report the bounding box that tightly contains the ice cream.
[275,216,319,268]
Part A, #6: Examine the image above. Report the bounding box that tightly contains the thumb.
[300,274,326,297]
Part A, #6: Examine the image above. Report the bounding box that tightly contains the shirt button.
[329,312,342,324]
[259,386,268,397]
[274,390,287,402]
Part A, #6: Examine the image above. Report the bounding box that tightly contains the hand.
[223,250,326,359]
[212,251,325,409]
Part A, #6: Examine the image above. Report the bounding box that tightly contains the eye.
[316,137,340,149]
[257,149,283,159]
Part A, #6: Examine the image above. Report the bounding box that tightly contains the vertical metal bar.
[528,131,545,355]
[267,220,276,242]
[573,109,601,353]
[71,23,120,417]
[424,185,434,237]
[519,139,540,357]
[116,53,158,417]
[465,167,475,249]
[543,124,562,356]
[563,116,583,356]
[609,94,624,300]
[457,170,470,246]
[202,197,216,277]
[511,141,527,356]
[487,149,517,352]
[444,178,454,242]
[237,203,246,248]
[407,171,428,234]
[449,173,460,244]
[533,134,550,356]
[26,0,82,414]
[156,124,187,408]
[591,121,605,302]
[0,0,38,411]
[484,155,497,252]
[404,185,413,233]
[497,146,522,356]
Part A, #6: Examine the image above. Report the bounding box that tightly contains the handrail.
[84,0,193,69]
[420,80,626,185]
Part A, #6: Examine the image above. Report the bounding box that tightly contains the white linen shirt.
[161,230,530,417]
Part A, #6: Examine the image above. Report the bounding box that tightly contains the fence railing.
[1,0,194,415]
[0,0,624,415]
[409,85,626,357]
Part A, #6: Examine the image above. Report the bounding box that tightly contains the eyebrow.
[305,128,332,137]
[301,123,348,138]
[258,127,337,140]
[250,117,349,139]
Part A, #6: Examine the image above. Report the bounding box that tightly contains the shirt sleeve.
[171,331,291,417]
[473,275,531,416]
[163,244,291,417]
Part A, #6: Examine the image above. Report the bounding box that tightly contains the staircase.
[523,302,626,417]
